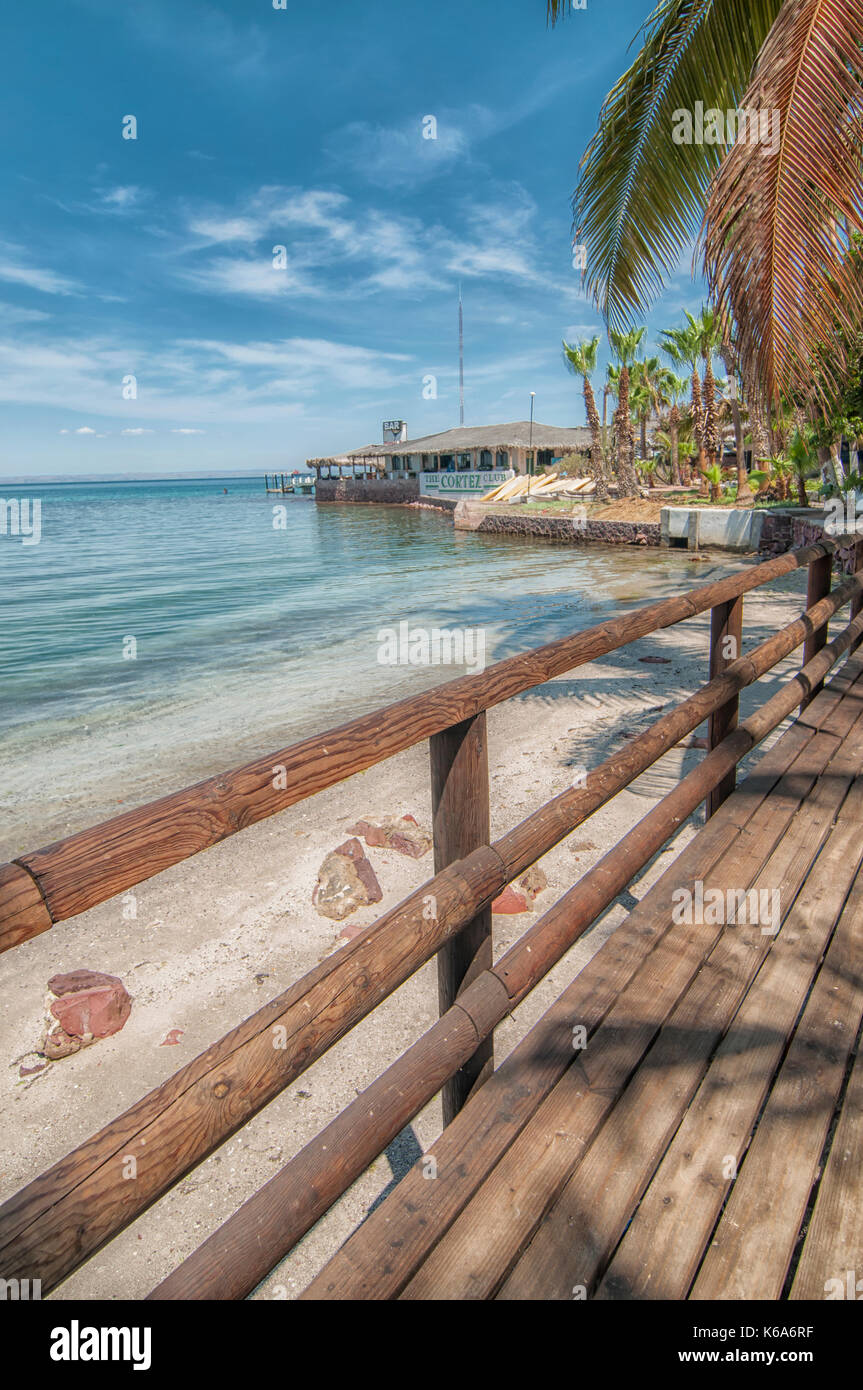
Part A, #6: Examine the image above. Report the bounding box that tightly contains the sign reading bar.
[420,470,514,496]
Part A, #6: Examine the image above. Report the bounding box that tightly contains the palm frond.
[702,0,863,408]
[570,0,781,328]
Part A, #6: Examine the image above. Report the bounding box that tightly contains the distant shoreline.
[0,470,268,486]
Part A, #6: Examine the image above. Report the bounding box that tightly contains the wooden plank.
[6,543,833,926]
[302,714,825,1299]
[398,723,851,1300]
[707,595,744,817]
[596,728,863,1300]
[790,1032,863,1299]
[690,827,863,1300]
[495,754,863,1301]
[430,713,493,1122]
[850,538,863,655]
[802,551,833,708]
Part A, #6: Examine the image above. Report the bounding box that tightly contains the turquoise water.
[1,475,704,852]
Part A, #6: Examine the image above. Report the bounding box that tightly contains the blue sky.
[0,0,704,478]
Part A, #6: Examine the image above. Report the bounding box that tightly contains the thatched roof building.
[308,421,592,479]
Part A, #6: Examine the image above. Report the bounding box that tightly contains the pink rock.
[43,1027,82,1061]
[349,815,431,859]
[333,836,366,861]
[313,840,383,921]
[19,1060,48,1077]
[519,865,548,902]
[48,970,132,1042]
[48,969,121,996]
[160,1029,184,1046]
[338,922,366,941]
[492,885,530,915]
[350,820,388,848]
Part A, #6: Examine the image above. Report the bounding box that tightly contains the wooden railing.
[1,538,861,1299]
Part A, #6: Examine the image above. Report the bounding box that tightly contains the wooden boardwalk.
[304,658,863,1300]
[2,538,862,1301]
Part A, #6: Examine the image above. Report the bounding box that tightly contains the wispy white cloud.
[324,114,475,188]
[100,185,146,211]
[0,300,50,323]
[0,330,413,425]
[172,183,570,303]
[0,243,84,296]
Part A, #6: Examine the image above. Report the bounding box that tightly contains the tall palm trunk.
[702,356,718,471]
[691,368,708,495]
[613,366,640,497]
[669,404,682,486]
[583,374,609,502]
[720,345,752,503]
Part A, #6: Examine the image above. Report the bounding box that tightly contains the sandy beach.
[0,566,814,1299]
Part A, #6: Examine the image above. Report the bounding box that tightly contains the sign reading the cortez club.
[419,470,514,495]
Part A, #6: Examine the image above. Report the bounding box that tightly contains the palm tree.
[604,362,620,458]
[629,372,652,463]
[786,426,819,508]
[549,0,863,413]
[609,326,645,497]
[690,307,723,472]
[663,373,690,488]
[562,337,610,501]
[718,337,753,503]
[631,354,665,461]
[660,320,707,494]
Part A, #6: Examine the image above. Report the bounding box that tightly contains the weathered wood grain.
[430,713,493,1122]
[690,826,863,1300]
[707,595,744,816]
[505,766,863,1299]
[0,863,53,952]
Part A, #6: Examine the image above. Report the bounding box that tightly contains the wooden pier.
[264,472,315,495]
[1,539,863,1299]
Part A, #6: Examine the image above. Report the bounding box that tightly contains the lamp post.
[527,391,535,501]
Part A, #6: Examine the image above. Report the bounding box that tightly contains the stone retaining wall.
[759,513,860,573]
[757,512,795,557]
[469,511,661,546]
[315,478,420,504]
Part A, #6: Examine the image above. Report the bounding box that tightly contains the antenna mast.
[458,284,465,426]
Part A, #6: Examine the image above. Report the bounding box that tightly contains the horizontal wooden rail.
[0,570,856,1294]
[0,541,833,943]
[148,609,863,1300]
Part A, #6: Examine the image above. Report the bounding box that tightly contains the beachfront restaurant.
[308,422,593,498]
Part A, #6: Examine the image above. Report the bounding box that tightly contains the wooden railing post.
[801,550,833,708]
[430,712,493,1123]
[851,538,863,655]
[706,596,744,818]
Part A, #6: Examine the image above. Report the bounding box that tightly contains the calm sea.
[1,474,704,854]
